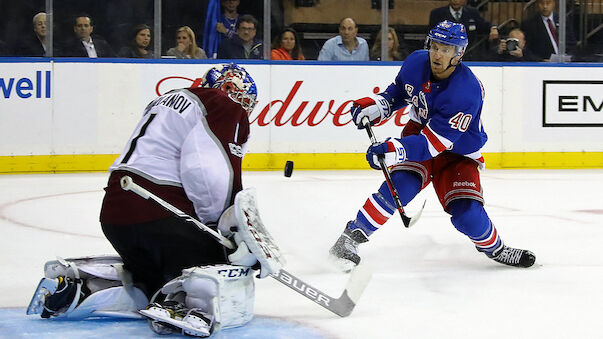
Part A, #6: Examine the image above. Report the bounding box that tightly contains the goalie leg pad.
[151,264,255,332]
[28,255,148,319]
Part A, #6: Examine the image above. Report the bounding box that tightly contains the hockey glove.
[366,137,407,170]
[351,94,391,129]
[228,233,260,268]
[218,206,259,267]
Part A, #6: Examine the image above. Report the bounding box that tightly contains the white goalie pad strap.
[159,265,255,330]
[44,255,124,281]
[64,286,148,319]
[234,188,285,278]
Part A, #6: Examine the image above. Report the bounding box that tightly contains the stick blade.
[331,263,373,317]
[406,200,426,228]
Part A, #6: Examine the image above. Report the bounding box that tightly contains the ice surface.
[1,170,602,338]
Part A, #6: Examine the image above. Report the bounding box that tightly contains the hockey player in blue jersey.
[329,21,536,270]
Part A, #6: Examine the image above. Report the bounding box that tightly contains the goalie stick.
[361,116,425,228]
[120,175,371,317]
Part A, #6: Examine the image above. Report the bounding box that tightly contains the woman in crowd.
[167,26,207,59]
[270,27,305,60]
[370,27,407,61]
[119,24,155,58]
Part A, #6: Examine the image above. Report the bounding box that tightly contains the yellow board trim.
[1,152,602,174]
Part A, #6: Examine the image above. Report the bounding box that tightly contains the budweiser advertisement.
[150,64,410,153]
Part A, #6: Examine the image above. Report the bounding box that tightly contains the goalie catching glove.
[218,188,285,278]
[366,137,407,170]
[351,94,392,129]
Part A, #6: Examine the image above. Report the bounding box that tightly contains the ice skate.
[484,245,536,268]
[34,276,85,318]
[329,222,369,272]
[140,300,213,337]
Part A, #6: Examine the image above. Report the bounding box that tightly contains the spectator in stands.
[167,26,208,59]
[217,14,263,59]
[429,0,498,60]
[370,27,408,61]
[520,0,576,61]
[19,12,47,56]
[217,0,240,40]
[271,26,305,60]
[318,17,369,61]
[118,24,155,58]
[59,14,115,57]
[490,28,537,61]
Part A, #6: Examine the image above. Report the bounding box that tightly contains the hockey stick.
[120,175,371,317]
[361,117,424,228]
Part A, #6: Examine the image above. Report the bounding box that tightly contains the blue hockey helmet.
[203,63,258,113]
[425,20,469,57]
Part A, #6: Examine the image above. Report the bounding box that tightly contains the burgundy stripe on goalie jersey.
[100,170,196,225]
[188,88,250,204]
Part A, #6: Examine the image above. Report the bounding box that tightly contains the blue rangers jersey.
[380,50,487,166]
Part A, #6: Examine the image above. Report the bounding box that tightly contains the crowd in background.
[0,0,600,62]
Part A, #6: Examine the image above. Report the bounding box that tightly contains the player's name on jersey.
[145,91,193,115]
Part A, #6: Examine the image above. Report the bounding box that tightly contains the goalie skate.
[26,278,59,315]
[140,300,213,338]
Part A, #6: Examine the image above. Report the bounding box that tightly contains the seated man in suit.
[19,12,47,56]
[429,0,498,60]
[59,14,115,58]
[520,0,576,61]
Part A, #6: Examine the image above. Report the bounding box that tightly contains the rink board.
[0,308,328,339]
[0,59,602,172]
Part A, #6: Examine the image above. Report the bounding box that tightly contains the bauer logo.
[0,70,51,99]
[276,270,332,307]
[543,80,603,127]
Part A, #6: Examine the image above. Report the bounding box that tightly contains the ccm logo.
[217,267,251,278]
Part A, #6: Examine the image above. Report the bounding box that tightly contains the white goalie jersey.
[101,87,250,225]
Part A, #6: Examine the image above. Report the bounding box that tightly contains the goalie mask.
[425,20,468,67]
[203,63,258,114]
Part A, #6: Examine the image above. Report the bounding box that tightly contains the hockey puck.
[284,161,294,177]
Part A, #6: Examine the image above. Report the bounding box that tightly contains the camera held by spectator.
[496,29,526,59]
[491,28,538,61]
[505,38,519,53]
